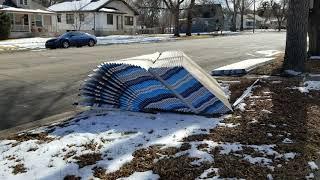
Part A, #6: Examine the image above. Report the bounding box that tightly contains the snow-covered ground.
[0,110,222,180]
[0,35,172,51]
[0,108,305,180]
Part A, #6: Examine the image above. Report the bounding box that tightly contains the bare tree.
[239,0,253,31]
[134,0,162,28]
[163,0,185,37]
[225,0,240,31]
[257,0,273,26]
[186,0,196,36]
[72,13,91,31]
[283,0,309,73]
[270,0,288,32]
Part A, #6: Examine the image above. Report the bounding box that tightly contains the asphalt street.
[0,32,286,130]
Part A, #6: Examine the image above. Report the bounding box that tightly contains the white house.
[236,14,265,30]
[0,0,57,38]
[48,0,139,36]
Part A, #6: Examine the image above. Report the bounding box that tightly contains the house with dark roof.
[48,0,139,35]
[180,4,224,33]
[0,0,56,38]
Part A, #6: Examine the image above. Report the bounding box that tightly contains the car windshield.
[58,32,84,38]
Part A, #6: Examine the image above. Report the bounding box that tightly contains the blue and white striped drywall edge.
[80,51,233,115]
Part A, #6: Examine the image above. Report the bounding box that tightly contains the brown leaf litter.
[11,163,27,175]
[6,132,54,144]
[74,153,102,168]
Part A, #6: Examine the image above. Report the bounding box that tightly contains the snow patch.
[175,141,217,166]
[306,173,315,179]
[308,161,319,170]
[267,133,273,137]
[236,103,247,112]
[284,70,302,76]
[294,81,320,93]
[197,168,219,179]
[118,171,160,180]
[218,123,240,128]
[283,152,297,161]
[282,138,293,144]
[244,155,272,165]
[267,174,273,180]
[262,109,272,114]
[256,50,281,57]
[310,56,320,60]
[219,143,243,154]
[0,111,220,179]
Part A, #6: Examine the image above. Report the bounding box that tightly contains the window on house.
[246,21,253,27]
[107,14,113,25]
[35,15,42,27]
[20,0,23,5]
[23,14,28,25]
[79,13,85,22]
[124,16,133,26]
[57,14,61,23]
[24,0,28,5]
[66,14,74,24]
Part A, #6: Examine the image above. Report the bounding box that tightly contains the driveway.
[0,32,286,130]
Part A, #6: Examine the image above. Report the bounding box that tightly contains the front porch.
[0,7,56,38]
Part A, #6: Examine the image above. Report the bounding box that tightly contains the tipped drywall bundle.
[80,51,232,115]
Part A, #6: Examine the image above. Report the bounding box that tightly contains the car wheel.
[62,41,70,48]
[88,39,95,47]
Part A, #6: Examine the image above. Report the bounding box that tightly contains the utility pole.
[253,0,256,33]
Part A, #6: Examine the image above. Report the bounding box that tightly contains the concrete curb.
[0,108,86,139]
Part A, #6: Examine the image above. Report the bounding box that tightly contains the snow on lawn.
[0,110,221,180]
[256,50,281,57]
[0,35,171,51]
[97,35,170,45]
[0,37,50,50]
[118,171,160,180]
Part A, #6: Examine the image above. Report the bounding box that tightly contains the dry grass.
[11,164,27,175]
[177,35,213,40]
[250,53,284,75]
[306,60,320,74]
[74,153,102,168]
[6,133,54,144]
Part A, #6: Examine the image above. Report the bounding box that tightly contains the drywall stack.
[80,51,232,115]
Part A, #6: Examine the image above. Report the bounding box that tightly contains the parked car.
[45,32,97,49]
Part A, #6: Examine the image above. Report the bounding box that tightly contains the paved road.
[0,32,286,130]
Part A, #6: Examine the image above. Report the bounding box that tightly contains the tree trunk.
[186,0,196,36]
[240,0,244,31]
[283,0,309,73]
[173,6,180,37]
[277,19,281,32]
[308,0,320,56]
[232,0,237,31]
